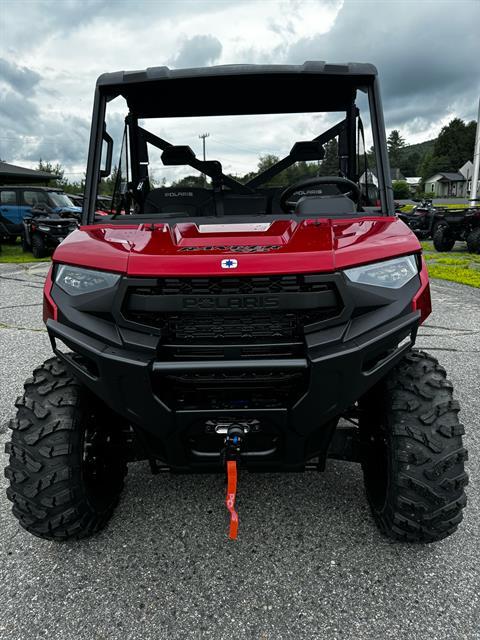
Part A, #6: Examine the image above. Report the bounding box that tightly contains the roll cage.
[83,62,394,224]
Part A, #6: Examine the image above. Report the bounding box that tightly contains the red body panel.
[412,256,432,324]
[53,217,421,276]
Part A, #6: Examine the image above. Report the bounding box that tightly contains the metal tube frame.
[83,78,394,225]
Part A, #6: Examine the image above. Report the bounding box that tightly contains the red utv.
[5,63,467,542]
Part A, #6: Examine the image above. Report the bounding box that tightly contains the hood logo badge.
[221,258,238,269]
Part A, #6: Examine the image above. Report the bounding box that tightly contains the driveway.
[0,263,479,640]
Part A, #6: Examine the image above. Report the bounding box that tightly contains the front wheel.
[21,232,30,252]
[466,227,480,254]
[31,234,47,258]
[5,358,128,540]
[433,225,455,252]
[359,349,468,543]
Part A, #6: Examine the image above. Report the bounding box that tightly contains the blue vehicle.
[0,186,81,242]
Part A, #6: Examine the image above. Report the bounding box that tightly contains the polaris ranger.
[5,63,468,542]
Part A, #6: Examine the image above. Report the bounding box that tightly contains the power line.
[198,132,210,184]
[198,132,210,161]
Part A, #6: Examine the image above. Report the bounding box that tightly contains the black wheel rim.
[82,416,121,504]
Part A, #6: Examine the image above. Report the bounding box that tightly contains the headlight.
[344,255,418,289]
[56,265,120,296]
[38,225,51,232]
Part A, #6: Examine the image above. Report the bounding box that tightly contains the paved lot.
[0,263,479,640]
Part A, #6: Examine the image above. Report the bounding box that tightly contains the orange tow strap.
[225,460,239,539]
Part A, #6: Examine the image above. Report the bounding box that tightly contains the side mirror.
[99,129,113,178]
[289,141,325,161]
[161,145,197,166]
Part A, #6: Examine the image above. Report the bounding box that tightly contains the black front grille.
[123,274,341,343]
[154,369,307,410]
[128,309,331,342]
[127,274,340,411]
[130,274,331,296]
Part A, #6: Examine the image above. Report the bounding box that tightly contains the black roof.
[437,172,465,182]
[97,62,378,118]
[0,185,64,192]
[0,161,60,185]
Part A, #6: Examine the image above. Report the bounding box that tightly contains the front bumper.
[46,269,422,471]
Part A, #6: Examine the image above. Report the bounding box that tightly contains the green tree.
[392,180,410,199]
[99,165,121,195]
[253,155,285,186]
[399,151,421,176]
[419,152,451,182]
[171,174,206,188]
[387,130,406,168]
[318,139,339,176]
[37,159,65,187]
[257,154,280,172]
[433,118,476,170]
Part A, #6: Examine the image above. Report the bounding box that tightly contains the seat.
[143,187,214,215]
[294,195,357,216]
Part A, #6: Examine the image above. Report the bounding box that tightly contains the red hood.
[53,217,420,276]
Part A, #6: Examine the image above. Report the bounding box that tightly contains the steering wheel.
[279,176,361,213]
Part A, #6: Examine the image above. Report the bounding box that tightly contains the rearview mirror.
[161,145,197,166]
[289,141,325,161]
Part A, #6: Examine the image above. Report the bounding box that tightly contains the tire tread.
[361,349,468,543]
[5,357,127,541]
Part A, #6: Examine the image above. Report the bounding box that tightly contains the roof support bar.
[245,118,351,189]
[138,127,253,195]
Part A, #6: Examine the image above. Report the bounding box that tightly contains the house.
[424,172,465,197]
[358,167,404,187]
[359,168,378,187]
[424,160,479,198]
[459,160,479,197]
[405,176,422,194]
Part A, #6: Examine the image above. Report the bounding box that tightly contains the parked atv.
[398,199,439,239]
[432,207,480,253]
[21,204,79,258]
[5,62,468,543]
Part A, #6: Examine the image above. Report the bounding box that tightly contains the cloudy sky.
[1,0,479,183]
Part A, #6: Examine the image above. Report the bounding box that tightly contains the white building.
[358,168,378,187]
[424,172,465,197]
[424,160,479,198]
[459,160,478,197]
[405,177,422,193]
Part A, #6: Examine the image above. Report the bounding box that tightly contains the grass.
[421,241,480,288]
[0,241,51,264]
[400,203,471,213]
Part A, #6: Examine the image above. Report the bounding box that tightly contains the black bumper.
[46,268,420,470]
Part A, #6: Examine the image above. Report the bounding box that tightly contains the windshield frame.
[83,67,394,224]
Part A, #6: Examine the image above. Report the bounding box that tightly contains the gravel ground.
[0,263,479,640]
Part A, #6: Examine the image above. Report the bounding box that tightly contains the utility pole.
[470,97,480,205]
[199,132,210,186]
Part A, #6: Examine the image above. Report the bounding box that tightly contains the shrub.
[392,180,411,199]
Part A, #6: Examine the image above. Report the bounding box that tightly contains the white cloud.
[0,0,478,177]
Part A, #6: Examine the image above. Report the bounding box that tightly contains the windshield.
[49,192,75,208]
[87,83,389,223]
